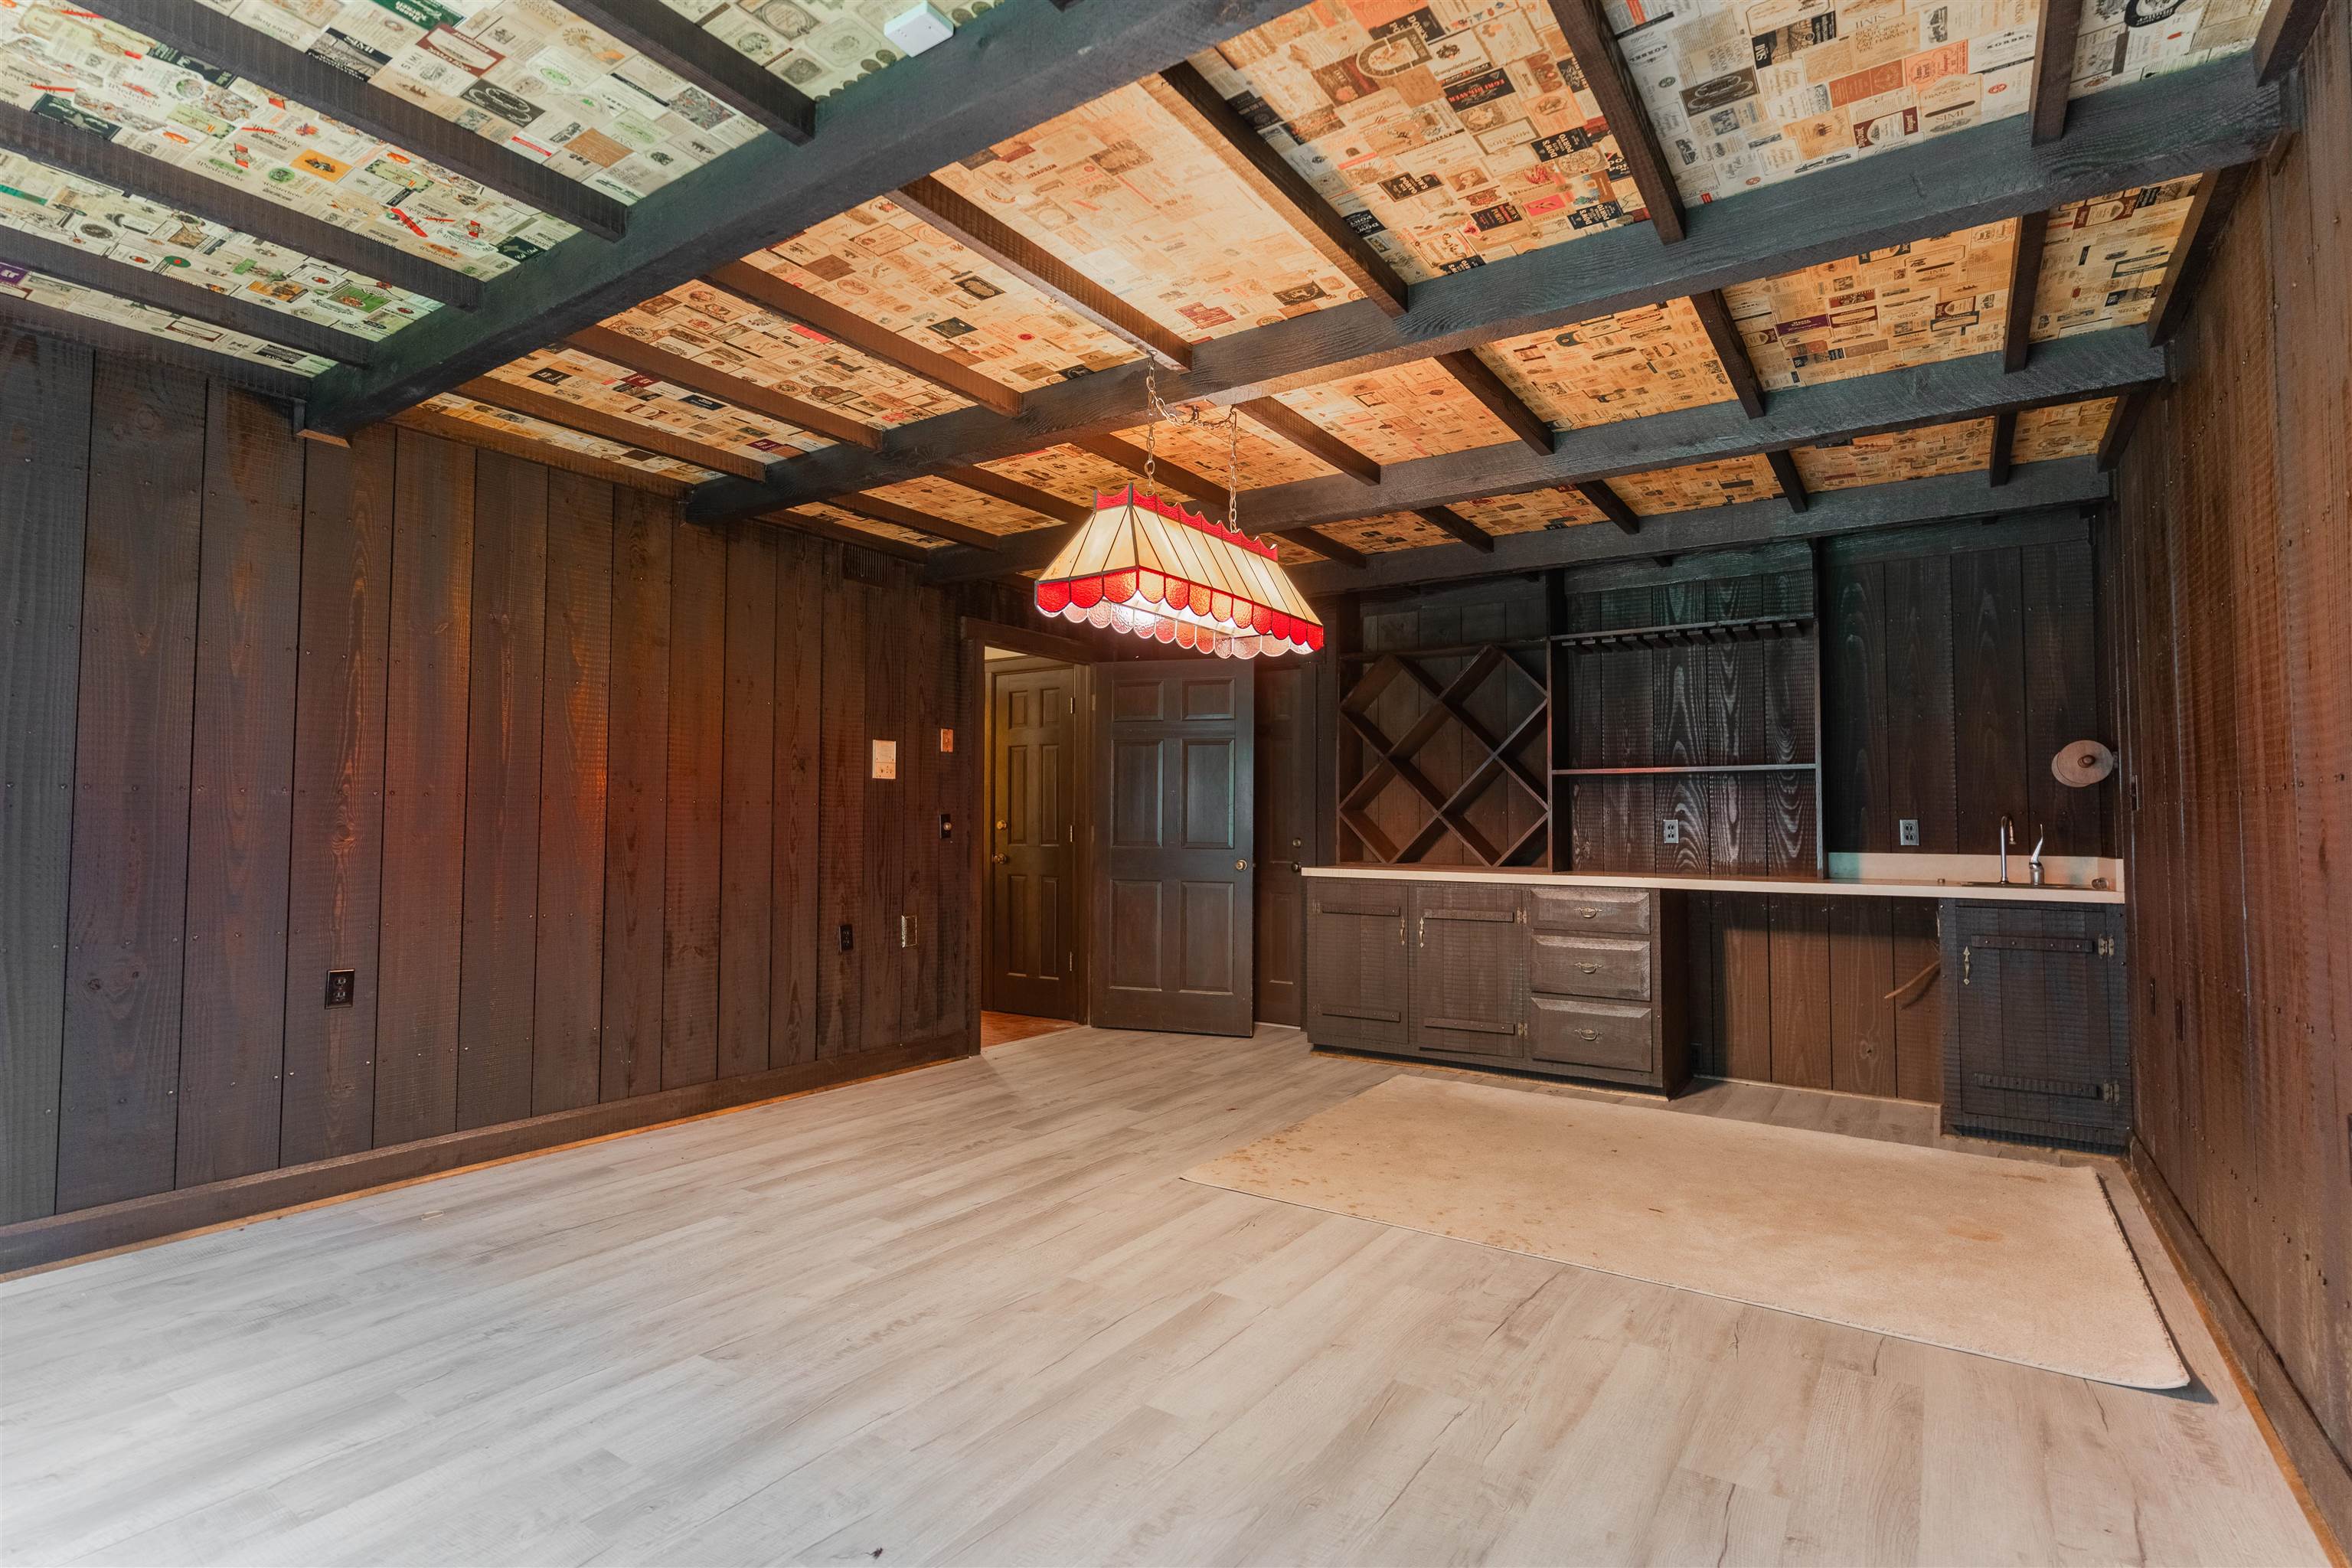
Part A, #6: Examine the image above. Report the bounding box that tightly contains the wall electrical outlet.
[324,969,355,1008]
[838,923,854,952]
[1661,819,1680,845]
[1898,818,1920,846]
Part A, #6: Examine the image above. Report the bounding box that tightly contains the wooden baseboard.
[0,1034,972,1273]
[2128,1139,2352,1563]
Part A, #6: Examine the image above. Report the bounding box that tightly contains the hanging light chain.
[1140,361,1245,531]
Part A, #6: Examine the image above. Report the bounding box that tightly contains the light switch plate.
[1662,819,1680,844]
[1898,818,1920,846]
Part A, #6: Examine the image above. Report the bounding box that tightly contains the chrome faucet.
[1998,815,2014,884]
[2029,827,2047,887]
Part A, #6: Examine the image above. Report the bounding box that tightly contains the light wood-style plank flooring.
[0,1027,2325,1566]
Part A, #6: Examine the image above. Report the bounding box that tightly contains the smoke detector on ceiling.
[884,3,953,56]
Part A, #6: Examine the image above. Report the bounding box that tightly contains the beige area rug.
[1184,1075,2187,1389]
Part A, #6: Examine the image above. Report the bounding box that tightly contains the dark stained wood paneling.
[374,430,473,1149]
[662,519,727,1086]
[719,522,777,1080]
[1766,894,1831,1089]
[2021,537,2103,855]
[1827,897,1896,1097]
[54,359,205,1210]
[456,452,547,1132]
[0,329,90,1223]
[175,386,305,1187]
[1949,547,2030,856]
[280,427,394,1165]
[532,471,612,1115]
[817,554,868,1057]
[602,491,670,1102]
[1879,553,1957,851]
[1890,900,1945,1104]
[1718,894,1773,1085]
[770,533,825,1069]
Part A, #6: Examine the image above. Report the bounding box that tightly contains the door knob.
[1234,858,1248,871]
[990,853,1008,864]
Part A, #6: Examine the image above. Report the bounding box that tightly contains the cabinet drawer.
[1312,881,1406,918]
[1528,887,1651,936]
[1529,934,1651,1001]
[1529,997,1655,1073]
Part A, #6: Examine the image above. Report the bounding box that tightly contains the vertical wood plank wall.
[0,330,982,1233]
[2111,0,2350,1527]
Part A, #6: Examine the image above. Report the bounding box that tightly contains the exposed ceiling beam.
[1579,480,1641,535]
[1417,505,1495,553]
[1139,64,1409,318]
[926,327,2164,579]
[1690,289,1766,416]
[703,261,1024,415]
[2255,0,2331,83]
[1276,527,1367,568]
[0,292,310,401]
[2003,211,2048,372]
[693,57,2277,525]
[835,492,1006,550]
[765,508,936,562]
[1543,0,1687,243]
[1278,459,2112,596]
[939,466,1092,524]
[1070,433,1227,502]
[2097,387,2151,470]
[453,376,769,479]
[1764,449,1809,513]
[2029,0,2086,144]
[556,1,815,144]
[1434,349,1553,455]
[892,175,1196,370]
[565,325,881,450]
[2143,162,2256,348]
[1988,409,2017,487]
[96,0,627,242]
[1236,397,1380,484]
[392,408,685,495]
[296,0,1302,434]
[0,227,372,364]
[0,102,484,312]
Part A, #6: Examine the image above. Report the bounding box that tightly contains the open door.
[984,657,1082,1021]
[1090,660,1255,1036]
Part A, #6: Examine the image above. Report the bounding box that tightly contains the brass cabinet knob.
[1235,858,1247,871]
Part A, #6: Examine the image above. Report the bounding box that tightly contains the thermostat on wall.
[884,3,952,55]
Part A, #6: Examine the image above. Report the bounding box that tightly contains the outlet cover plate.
[1898,818,1920,846]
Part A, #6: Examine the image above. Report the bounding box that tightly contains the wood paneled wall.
[0,328,980,1235]
[2111,0,2350,1534]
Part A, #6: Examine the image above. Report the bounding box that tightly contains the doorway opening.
[982,646,1086,1031]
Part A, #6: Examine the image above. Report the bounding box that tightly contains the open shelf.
[1550,614,1813,650]
[1552,762,1819,776]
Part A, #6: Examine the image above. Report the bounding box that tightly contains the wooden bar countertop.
[1303,854,2126,905]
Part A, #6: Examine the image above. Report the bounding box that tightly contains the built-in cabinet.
[1306,876,1690,1093]
[1942,900,2130,1150]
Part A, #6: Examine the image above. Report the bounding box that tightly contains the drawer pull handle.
[1577,1027,1600,1041]
[1578,909,1600,920]
[1576,962,1599,974]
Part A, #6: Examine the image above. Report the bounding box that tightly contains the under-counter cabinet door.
[1943,903,2130,1148]
[1408,884,1527,1059]
[1305,881,1410,1050]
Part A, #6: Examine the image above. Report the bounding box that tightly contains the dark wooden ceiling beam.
[2004,210,2050,372]
[565,325,881,450]
[1070,433,1227,503]
[1544,0,1687,243]
[393,408,685,495]
[2096,387,2151,470]
[703,261,1023,415]
[766,509,936,561]
[1988,409,2018,487]
[97,0,627,241]
[1274,526,1367,568]
[1272,459,2112,596]
[2029,0,2086,144]
[1690,289,1766,416]
[835,492,1006,550]
[296,0,1303,433]
[2143,162,2256,348]
[0,102,483,311]
[555,1,815,143]
[2254,0,2331,83]
[1434,350,1553,455]
[939,466,1093,524]
[0,226,372,364]
[922,326,2164,577]
[1578,480,1641,535]
[1236,397,1380,484]
[892,175,1196,371]
[1764,449,1809,513]
[0,292,310,401]
[691,57,2278,524]
[452,376,769,479]
[1141,63,1409,318]
[1417,506,1494,553]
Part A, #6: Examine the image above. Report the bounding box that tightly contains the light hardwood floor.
[0,1026,2325,1567]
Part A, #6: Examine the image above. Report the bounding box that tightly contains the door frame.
[962,617,1101,1031]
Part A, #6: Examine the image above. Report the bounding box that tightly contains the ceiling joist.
[2030,0,2086,144]
[1416,507,1495,554]
[1070,433,1227,503]
[556,0,815,144]
[1764,449,1810,514]
[1690,291,1767,418]
[939,466,1092,525]
[1434,351,1554,456]
[1542,0,1687,243]
[2144,163,2259,348]
[1275,527,1368,569]
[835,492,1005,550]
[1579,481,1642,536]
[394,407,684,495]
[96,0,628,242]
[2255,0,2333,82]
[454,376,769,480]
[1989,410,2019,487]
[702,262,1025,416]
[766,508,936,562]
[1236,398,1380,485]
[0,292,310,402]
[565,324,881,450]
[2004,212,2050,373]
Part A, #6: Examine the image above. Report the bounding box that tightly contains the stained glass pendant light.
[1034,375,1324,660]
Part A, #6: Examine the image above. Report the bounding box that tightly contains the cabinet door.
[1306,881,1410,1050]
[1949,903,2129,1145]
[1409,884,1526,1058]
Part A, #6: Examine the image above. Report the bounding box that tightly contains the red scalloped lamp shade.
[1032,487,1324,660]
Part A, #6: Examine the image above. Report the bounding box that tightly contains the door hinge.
[1517,1020,1527,1037]
[2096,936,2116,956]
[1962,947,1971,985]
